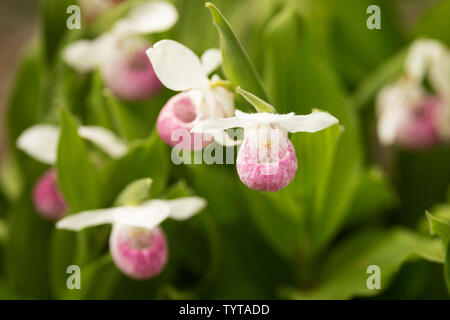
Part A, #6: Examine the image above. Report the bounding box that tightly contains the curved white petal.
[62,36,111,72]
[16,125,60,165]
[235,110,295,124]
[56,200,171,231]
[147,40,208,91]
[405,39,448,81]
[276,111,339,133]
[165,197,206,220]
[56,208,117,231]
[78,126,128,159]
[113,1,178,35]
[429,55,450,99]
[191,116,249,134]
[201,49,222,75]
[114,200,170,229]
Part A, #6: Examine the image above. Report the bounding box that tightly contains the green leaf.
[114,178,152,206]
[48,229,76,298]
[416,0,450,46]
[103,130,169,204]
[282,228,445,300]
[57,108,102,212]
[352,49,407,110]
[7,45,45,142]
[86,72,115,131]
[235,87,275,113]
[264,7,363,253]
[329,0,402,82]
[445,245,450,294]
[426,211,450,243]
[41,0,74,64]
[206,2,269,101]
[346,167,398,226]
[104,91,147,141]
[5,195,52,298]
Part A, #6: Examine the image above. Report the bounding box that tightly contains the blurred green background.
[0,0,449,299]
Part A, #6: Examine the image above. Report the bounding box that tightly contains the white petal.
[191,116,249,134]
[201,49,222,75]
[165,197,206,220]
[62,36,111,73]
[16,125,60,165]
[113,1,178,35]
[78,126,128,158]
[276,111,339,133]
[114,200,171,229]
[405,39,448,82]
[56,201,171,231]
[235,110,295,125]
[147,40,208,91]
[56,208,117,231]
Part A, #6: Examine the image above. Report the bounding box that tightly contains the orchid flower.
[192,90,339,192]
[376,39,450,150]
[56,185,206,280]
[63,1,178,101]
[17,124,128,220]
[147,40,235,150]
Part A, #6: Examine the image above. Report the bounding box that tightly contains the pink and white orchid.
[56,188,206,280]
[63,1,178,101]
[147,40,235,150]
[376,39,450,150]
[17,124,128,220]
[192,109,338,192]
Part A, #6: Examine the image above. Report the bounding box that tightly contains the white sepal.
[277,111,339,133]
[78,126,128,159]
[56,200,171,231]
[164,196,207,220]
[17,125,60,165]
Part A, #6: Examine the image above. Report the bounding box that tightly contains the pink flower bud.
[396,96,442,150]
[157,90,214,150]
[32,168,67,221]
[102,43,162,101]
[109,225,168,280]
[236,127,298,192]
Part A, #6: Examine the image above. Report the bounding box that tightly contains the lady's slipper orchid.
[17,124,128,220]
[56,195,206,280]
[63,1,178,101]
[192,109,339,192]
[147,40,235,150]
[376,39,450,150]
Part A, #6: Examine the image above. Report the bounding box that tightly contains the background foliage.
[0,0,449,299]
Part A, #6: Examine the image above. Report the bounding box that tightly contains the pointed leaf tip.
[236,87,276,113]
